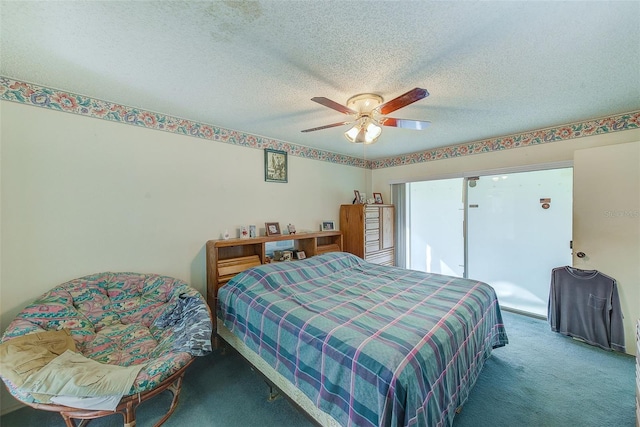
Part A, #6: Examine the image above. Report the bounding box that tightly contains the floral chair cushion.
[1,272,211,405]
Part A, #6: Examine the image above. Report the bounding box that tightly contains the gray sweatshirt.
[548,266,625,352]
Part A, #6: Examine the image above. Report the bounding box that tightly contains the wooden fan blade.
[378,117,431,130]
[311,97,358,115]
[301,121,353,133]
[376,88,429,115]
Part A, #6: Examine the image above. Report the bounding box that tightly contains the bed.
[217,252,508,427]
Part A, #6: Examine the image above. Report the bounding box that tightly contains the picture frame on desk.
[321,220,336,231]
[373,192,383,204]
[265,222,281,236]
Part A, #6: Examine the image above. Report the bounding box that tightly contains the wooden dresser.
[340,204,395,266]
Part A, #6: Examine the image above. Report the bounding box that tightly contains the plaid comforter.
[218,252,508,427]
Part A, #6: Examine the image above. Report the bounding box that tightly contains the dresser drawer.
[365,229,379,241]
[365,218,379,230]
[365,208,379,219]
[366,248,394,266]
[365,241,380,253]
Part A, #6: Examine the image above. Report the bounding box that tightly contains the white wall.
[0,101,365,318]
[0,101,365,412]
[573,141,640,356]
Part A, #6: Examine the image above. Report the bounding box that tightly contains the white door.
[573,141,639,355]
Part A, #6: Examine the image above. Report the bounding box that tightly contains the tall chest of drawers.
[340,204,395,266]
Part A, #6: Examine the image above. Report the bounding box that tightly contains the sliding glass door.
[466,169,572,316]
[406,167,572,317]
[408,178,464,277]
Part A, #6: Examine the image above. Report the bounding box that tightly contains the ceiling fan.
[301,87,430,144]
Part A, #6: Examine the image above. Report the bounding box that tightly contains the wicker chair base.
[22,358,194,427]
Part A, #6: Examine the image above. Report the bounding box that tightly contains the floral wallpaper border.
[1,77,638,170]
[371,110,640,169]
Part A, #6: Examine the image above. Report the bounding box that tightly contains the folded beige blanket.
[19,350,143,397]
[0,329,76,386]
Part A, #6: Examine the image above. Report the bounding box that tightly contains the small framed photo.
[373,192,383,204]
[353,190,361,204]
[295,250,306,260]
[265,222,281,236]
[287,224,296,234]
[240,225,250,239]
[265,148,288,183]
[321,220,336,231]
[249,225,257,238]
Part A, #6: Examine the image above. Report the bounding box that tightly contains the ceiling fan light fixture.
[365,121,382,142]
[344,117,381,144]
[344,123,361,142]
[305,87,430,143]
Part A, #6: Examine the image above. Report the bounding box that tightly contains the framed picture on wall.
[264,148,288,183]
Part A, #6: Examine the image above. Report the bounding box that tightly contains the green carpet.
[1,311,635,426]
[453,311,635,427]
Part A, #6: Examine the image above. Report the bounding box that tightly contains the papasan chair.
[0,272,212,427]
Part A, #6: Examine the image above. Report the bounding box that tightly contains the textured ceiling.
[1,1,639,159]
